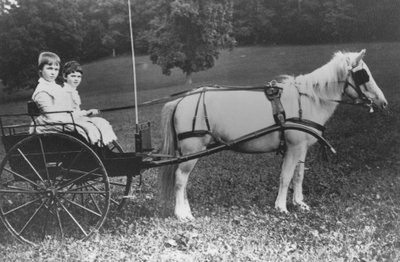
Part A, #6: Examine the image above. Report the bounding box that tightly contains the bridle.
[340,64,374,112]
[295,63,376,116]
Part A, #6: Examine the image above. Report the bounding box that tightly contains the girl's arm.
[72,91,99,116]
[34,91,57,113]
[34,91,70,122]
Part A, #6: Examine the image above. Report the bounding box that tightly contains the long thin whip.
[127,0,139,126]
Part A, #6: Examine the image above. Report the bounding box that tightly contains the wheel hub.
[45,187,57,199]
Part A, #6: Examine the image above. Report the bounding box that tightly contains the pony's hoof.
[175,212,195,222]
[177,215,195,222]
[294,201,310,211]
[275,205,289,213]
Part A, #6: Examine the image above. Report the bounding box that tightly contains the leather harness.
[173,84,326,155]
[174,66,372,155]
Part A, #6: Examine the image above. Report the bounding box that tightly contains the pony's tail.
[159,100,180,209]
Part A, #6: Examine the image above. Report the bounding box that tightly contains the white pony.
[160,49,388,221]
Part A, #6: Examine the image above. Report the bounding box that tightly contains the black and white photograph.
[0,0,399,261]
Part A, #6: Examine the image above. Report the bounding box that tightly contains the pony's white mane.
[281,51,351,102]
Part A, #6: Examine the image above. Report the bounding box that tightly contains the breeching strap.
[177,89,213,141]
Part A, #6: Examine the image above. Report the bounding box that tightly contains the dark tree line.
[0,0,399,92]
[232,0,400,45]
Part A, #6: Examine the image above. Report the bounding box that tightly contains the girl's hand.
[87,109,99,116]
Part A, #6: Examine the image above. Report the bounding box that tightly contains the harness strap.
[286,117,325,133]
[192,91,204,130]
[264,82,286,155]
[171,97,185,154]
[177,130,213,140]
[176,89,214,144]
[202,91,211,131]
[297,91,308,120]
[175,82,331,157]
[264,82,286,125]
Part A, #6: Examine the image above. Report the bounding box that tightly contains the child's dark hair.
[63,60,83,79]
[38,51,60,70]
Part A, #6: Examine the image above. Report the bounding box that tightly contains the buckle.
[265,80,282,101]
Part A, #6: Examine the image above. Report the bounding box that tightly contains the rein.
[98,85,268,113]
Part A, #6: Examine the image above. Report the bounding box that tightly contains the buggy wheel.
[0,133,110,245]
[106,141,133,211]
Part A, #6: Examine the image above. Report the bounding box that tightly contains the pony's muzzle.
[377,99,388,110]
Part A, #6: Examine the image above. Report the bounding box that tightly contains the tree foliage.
[147,0,235,84]
[232,0,400,45]
[0,0,83,91]
[0,0,399,92]
[0,0,157,92]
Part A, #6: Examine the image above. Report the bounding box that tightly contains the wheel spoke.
[67,149,85,172]
[54,201,64,240]
[70,184,77,202]
[109,181,126,187]
[3,197,42,216]
[58,202,88,237]
[68,171,103,180]
[4,168,41,188]
[55,149,85,187]
[3,185,36,192]
[68,180,104,191]
[1,134,111,244]
[109,198,118,206]
[57,167,101,190]
[88,193,101,214]
[40,213,49,241]
[61,197,102,217]
[80,191,84,206]
[88,184,117,205]
[83,181,101,214]
[38,137,51,183]
[59,190,106,194]
[18,200,46,235]
[17,148,44,183]
[43,199,56,217]
[0,189,41,194]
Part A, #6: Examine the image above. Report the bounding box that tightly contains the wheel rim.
[106,141,133,211]
[0,133,110,245]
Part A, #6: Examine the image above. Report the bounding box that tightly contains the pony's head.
[342,49,388,110]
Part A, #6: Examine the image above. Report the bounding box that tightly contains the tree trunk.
[185,72,193,85]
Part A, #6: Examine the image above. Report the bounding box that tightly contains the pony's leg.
[292,148,310,211]
[275,144,306,212]
[173,135,210,221]
[174,159,198,221]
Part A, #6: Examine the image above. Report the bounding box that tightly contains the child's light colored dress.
[63,83,117,145]
[29,78,117,146]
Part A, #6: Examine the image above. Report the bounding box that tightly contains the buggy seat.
[27,100,97,145]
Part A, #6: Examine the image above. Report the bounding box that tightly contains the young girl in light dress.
[62,60,117,145]
[30,51,117,146]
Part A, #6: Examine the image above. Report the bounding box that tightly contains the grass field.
[0,42,400,261]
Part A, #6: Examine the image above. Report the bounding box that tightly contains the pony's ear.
[345,57,352,70]
[353,49,366,67]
